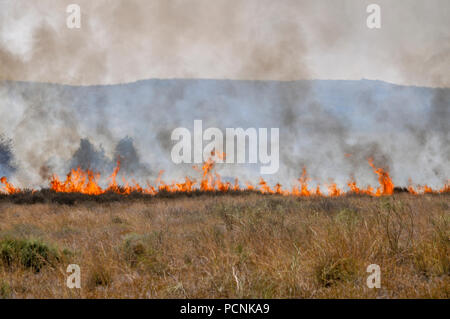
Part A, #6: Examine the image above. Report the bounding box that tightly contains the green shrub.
[0,281,11,299]
[0,238,62,272]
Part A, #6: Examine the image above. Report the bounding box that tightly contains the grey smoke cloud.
[0,0,448,86]
[69,137,151,180]
[0,79,448,190]
[70,138,112,173]
[0,1,448,190]
[0,135,15,177]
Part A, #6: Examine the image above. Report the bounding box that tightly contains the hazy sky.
[1,0,449,86]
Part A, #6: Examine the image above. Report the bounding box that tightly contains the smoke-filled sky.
[0,0,449,190]
[1,0,449,86]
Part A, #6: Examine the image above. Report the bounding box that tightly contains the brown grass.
[0,193,448,298]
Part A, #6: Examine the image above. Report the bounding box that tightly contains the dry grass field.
[0,192,448,298]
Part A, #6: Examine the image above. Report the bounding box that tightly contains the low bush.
[0,238,62,272]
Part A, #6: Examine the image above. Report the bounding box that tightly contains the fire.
[293,167,311,196]
[0,177,20,194]
[408,178,418,195]
[368,158,394,196]
[1,157,449,196]
[327,183,342,197]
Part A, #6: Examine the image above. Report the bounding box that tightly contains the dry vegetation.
[0,192,448,298]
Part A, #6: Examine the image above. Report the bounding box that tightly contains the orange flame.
[1,156,448,197]
[368,158,394,196]
[0,177,20,194]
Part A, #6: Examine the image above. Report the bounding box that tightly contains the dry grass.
[0,193,448,298]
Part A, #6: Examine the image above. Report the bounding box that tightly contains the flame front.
[1,157,449,196]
